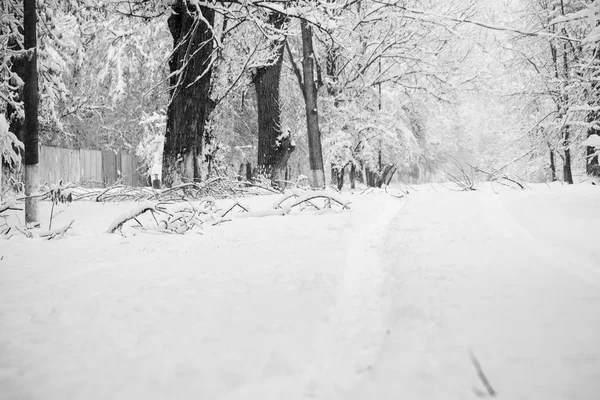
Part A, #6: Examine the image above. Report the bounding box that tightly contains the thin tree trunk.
[560,2,573,185]
[350,163,356,189]
[585,110,600,177]
[563,130,573,184]
[162,2,215,187]
[254,12,294,184]
[23,0,38,223]
[549,146,557,181]
[586,144,599,176]
[337,166,345,191]
[300,20,325,188]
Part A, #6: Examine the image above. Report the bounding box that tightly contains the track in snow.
[346,188,600,400]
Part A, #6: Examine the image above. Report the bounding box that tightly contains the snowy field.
[1,183,599,399]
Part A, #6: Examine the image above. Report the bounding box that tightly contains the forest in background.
[2,0,600,191]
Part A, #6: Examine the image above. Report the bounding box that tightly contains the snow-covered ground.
[1,183,599,399]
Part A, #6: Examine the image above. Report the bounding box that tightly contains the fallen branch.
[0,199,22,214]
[273,189,351,210]
[470,350,496,397]
[39,220,75,240]
[107,202,156,233]
[472,166,526,190]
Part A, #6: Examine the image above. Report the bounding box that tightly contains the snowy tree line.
[2,0,600,200]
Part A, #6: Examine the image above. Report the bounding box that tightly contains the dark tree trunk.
[254,12,294,184]
[563,129,573,184]
[300,20,325,187]
[350,163,356,189]
[586,113,600,178]
[365,166,377,187]
[372,164,396,188]
[337,165,345,191]
[23,0,39,223]
[549,146,557,181]
[586,41,600,177]
[586,144,600,177]
[330,165,337,187]
[246,161,252,181]
[162,2,215,187]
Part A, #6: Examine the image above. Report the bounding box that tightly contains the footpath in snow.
[348,184,600,400]
[1,183,599,399]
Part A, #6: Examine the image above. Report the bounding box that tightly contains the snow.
[582,134,600,147]
[1,184,599,399]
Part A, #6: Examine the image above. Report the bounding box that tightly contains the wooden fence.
[39,146,146,187]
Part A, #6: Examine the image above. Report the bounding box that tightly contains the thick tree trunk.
[162,2,215,187]
[23,0,39,223]
[300,20,325,188]
[254,13,294,184]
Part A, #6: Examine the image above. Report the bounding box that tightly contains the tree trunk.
[350,163,356,189]
[23,0,39,223]
[300,20,325,188]
[162,2,215,187]
[337,165,345,191]
[549,146,557,181]
[563,129,573,184]
[586,144,600,177]
[245,161,252,181]
[254,12,294,184]
[586,112,600,178]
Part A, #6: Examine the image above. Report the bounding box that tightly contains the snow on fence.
[39,146,145,187]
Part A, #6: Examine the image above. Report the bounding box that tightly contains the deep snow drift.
[0,183,599,400]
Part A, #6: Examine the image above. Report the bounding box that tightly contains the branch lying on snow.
[273,189,351,211]
[470,350,497,397]
[471,166,526,190]
[220,198,249,217]
[107,188,352,234]
[107,202,156,233]
[0,199,22,214]
[7,176,282,204]
[14,224,33,238]
[231,208,289,219]
[442,156,476,191]
[39,220,75,240]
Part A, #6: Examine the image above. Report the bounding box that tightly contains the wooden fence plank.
[37,146,145,188]
[102,150,117,186]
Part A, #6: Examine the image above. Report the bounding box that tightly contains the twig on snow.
[470,350,496,397]
[39,220,75,240]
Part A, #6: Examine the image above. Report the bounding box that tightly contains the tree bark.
[586,144,600,176]
[549,146,557,181]
[254,12,294,184]
[23,0,39,223]
[586,42,600,177]
[162,1,215,187]
[300,20,325,188]
[350,163,356,189]
[562,129,573,184]
[337,165,345,191]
